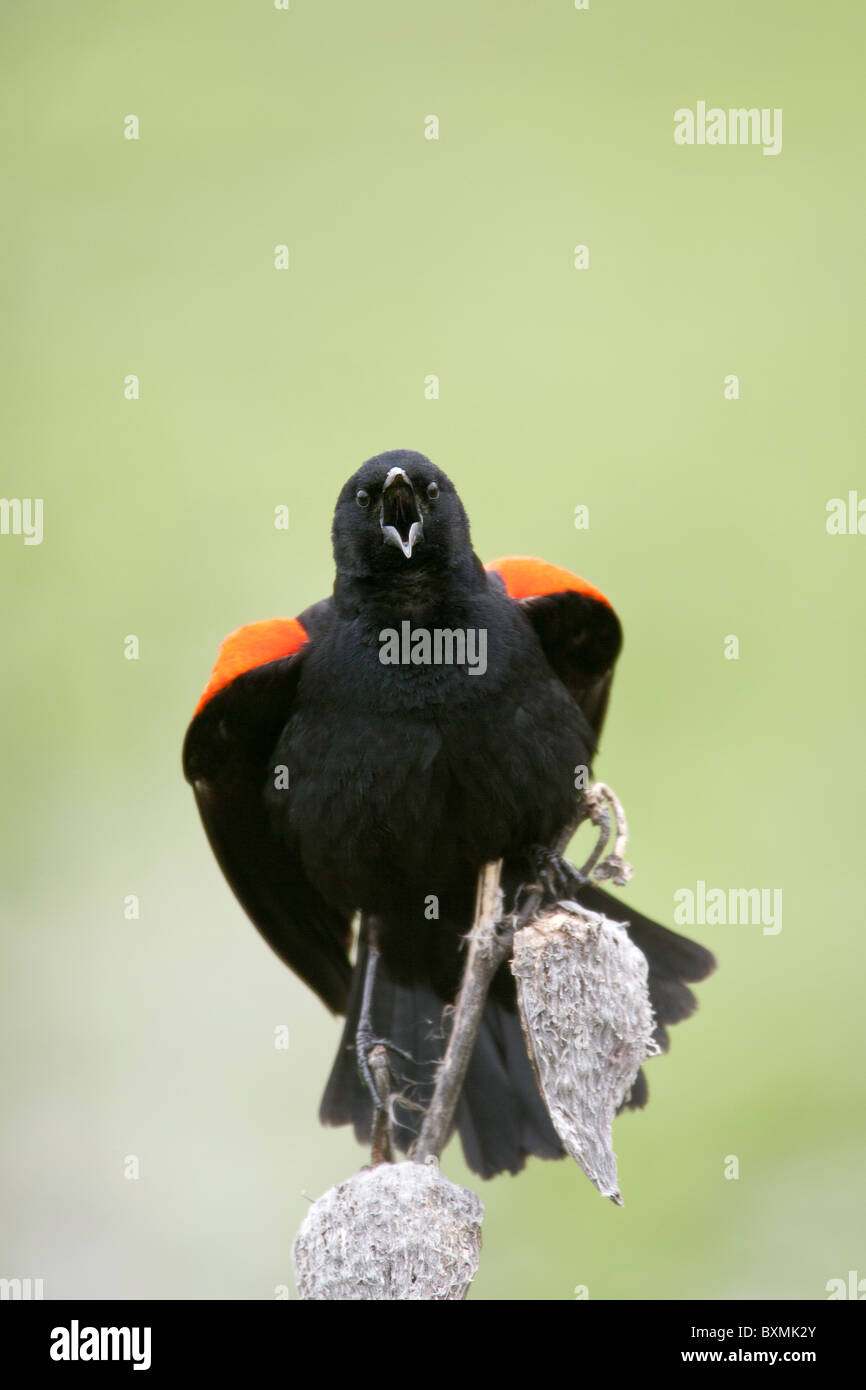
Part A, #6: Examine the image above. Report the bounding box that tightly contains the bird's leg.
[354,942,412,1157]
[574,792,612,882]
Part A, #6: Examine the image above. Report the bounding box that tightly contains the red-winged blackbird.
[183,450,714,1178]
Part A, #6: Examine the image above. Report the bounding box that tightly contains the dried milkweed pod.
[292,1158,483,1301]
[512,906,659,1204]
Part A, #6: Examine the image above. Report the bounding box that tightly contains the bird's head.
[332,450,475,588]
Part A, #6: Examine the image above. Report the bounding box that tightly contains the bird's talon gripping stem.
[356,1033,412,1164]
[525,845,587,908]
[355,1030,412,1076]
[354,940,415,1162]
[528,845,574,897]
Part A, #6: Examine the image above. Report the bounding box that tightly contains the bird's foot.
[527,845,590,907]
[354,1028,412,1105]
[354,1029,413,1167]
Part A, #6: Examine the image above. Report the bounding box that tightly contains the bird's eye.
[426,482,439,500]
[356,489,370,508]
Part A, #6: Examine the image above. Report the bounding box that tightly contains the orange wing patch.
[485,555,612,609]
[194,618,309,715]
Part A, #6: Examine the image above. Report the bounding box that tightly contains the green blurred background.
[2,0,864,1300]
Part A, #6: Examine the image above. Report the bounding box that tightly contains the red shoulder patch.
[485,555,612,609]
[194,618,308,715]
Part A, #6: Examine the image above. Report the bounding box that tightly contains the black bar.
[2,1298,860,1374]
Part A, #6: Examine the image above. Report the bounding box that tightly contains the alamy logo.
[674,102,782,156]
[50,1320,152,1371]
[674,880,782,935]
[0,1276,44,1299]
[826,493,866,534]
[826,1270,866,1299]
[379,621,487,676]
[0,497,43,545]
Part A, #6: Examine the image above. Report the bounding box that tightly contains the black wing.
[182,648,352,1014]
[520,588,623,746]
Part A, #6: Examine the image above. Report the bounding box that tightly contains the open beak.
[380,467,424,559]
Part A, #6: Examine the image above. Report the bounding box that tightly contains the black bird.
[183,449,715,1178]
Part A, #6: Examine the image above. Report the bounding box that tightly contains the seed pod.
[512,907,658,1204]
[292,1159,483,1300]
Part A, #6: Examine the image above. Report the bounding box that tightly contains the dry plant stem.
[593,782,629,859]
[585,782,632,885]
[410,861,507,1163]
[577,801,612,879]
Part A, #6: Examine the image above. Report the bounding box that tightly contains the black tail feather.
[456,992,563,1177]
[319,942,561,1177]
[320,891,715,1171]
[575,882,716,1110]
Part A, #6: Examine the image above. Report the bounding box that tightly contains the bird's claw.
[526,846,589,907]
[354,1031,411,1108]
